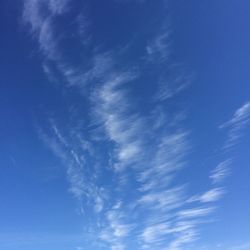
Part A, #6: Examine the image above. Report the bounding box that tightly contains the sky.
[0,0,250,250]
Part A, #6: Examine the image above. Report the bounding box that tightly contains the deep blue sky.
[1,1,250,250]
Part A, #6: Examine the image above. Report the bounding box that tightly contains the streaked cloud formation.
[16,0,250,249]
[210,159,231,184]
[220,102,250,149]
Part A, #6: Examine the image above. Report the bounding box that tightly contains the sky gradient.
[1,1,250,250]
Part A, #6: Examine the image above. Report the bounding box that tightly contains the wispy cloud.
[167,227,197,250]
[22,0,65,60]
[100,206,134,250]
[146,29,172,63]
[220,102,250,149]
[178,207,214,219]
[37,119,106,215]
[85,51,205,250]
[210,159,231,184]
[187,188,225,203]
[138,186,185,211]
[48,0,71,15]
[154,64,194,101]
[91,70,144,171]
[138,131,189,192]
[22,0,92,87]
[38,123,85,199]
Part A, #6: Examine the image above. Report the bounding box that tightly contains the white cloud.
[48,0,70,15]
[138,131,189,191]
[220,102,250,149]
[178,207,214,219]
[141,223,170,244]
[141,220,199,250]
[188,188,225,203]
[210,159,231,184]
[146,29,171,63]
[37,121,99,207]
[155,65,194,101]
[167,228,197,250]
[94,196,103,213]
[106,210,133,238]
[92,71,143,171]
[100,209,133,250]
[138,186,184,211]
[23,0,44,33]
[22,0,91,86]
[38,17,59,60]
[23,0,62,60]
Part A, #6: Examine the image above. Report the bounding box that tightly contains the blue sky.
[1,0,250,249]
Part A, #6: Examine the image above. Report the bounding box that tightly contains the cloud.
[38,124,85,199]
[146,30,171,63]
[138,131,189,192]
[134,127,216,250]
[48,0,71,15]
[178,207,214,219]
[99,208,134,250]
[22,0,45,32]
[94,195,104,213]
[140,217,201,250]
[22,0,63,60]
[188,188,225,203]
[138,186,184,211]
[141,223,170,244]
[22,0,91,87]
[37,119,107,217]
[167,228,197,250]
[92,70,144,171]
[210,159,231,184]
[155,64,194,101]
[220,102,250,149]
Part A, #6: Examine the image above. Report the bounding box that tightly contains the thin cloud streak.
[220,102,250,149]
[22,0,64,60]
[37,119,105,215]
[210,159,231,184]
[187,188,225,203]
